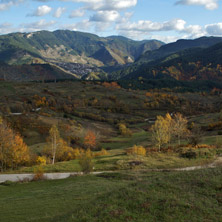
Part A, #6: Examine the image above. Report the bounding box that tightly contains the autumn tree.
[172,113,188,145]
[84,130,97,150]
[150,113,173,151]
[0,117,30,171]
[165,113,173,146]
[151,115,170,151]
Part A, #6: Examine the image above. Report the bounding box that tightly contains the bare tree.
[49,125,60,164]
[172,113,188,145]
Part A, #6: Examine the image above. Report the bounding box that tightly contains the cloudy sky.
[0,0,222,42]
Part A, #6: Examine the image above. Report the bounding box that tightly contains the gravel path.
[0,157,221,183]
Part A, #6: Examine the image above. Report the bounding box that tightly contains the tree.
[188,124,203,146]
[49,125,60,164]
[151,115,170,151]
[165,113,173,146]
[172,113,188,145]
[0,117,30,171]
[84,130,97,150]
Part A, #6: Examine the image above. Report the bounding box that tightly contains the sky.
[0,0,222,43]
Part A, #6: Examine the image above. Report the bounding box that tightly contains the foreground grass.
[0,167,221,222]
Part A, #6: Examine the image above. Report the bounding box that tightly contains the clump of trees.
[0,117,30,172]
[151,113,188,151]
[42,124,82,164]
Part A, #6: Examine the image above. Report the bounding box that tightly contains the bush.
[79,149,94,174]
[94,148,109,157]
[126,145,146,156]
[118,123,132,137]
[33,166,45,181]
[180,147,215,159]
[180,148,197,159]
[36,156,47,165]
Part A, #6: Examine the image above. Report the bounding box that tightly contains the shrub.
[94,148,109,157]
[36,156,47,165]
[180,148,197,159]
[180,147,215,159]
[33,166,45,181]
[118,123,132,137]
[79,149,94,174]
[126,145,146,156]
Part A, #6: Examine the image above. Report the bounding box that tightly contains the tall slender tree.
[49,125,60,164]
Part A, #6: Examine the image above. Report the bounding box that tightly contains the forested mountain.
[2,30,222,82]
[115,41,222,81]
[136,36,222,64]
[0,30,163,66]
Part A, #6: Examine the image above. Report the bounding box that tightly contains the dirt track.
[0,157,221,183]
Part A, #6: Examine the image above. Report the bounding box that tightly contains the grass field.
[0,167,221,222]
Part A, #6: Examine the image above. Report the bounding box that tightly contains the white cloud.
[0,0,23,11]
[150,35,180,43]
[116,18,210,42]
[116,19,186,33]
[183,25,206,38]
[205,23,222,35]
[90,10,120,22]
[69,8,85,18]
[0,22,15,34]
[175,0,218,10]
[65,0,137,11]
[62,19,92,31]
[54,7,66,18]
[28,5,52,16]
[23,19,56,31]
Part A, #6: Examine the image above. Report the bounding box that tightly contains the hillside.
[113,41,222,81]
[0,30,163,67]
[0,62,77,82]
[136,36,222,64]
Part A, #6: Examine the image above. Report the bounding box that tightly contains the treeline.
[117,79,222,92]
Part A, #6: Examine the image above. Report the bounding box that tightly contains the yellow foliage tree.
[151,115,170,151]
[172,113,188,145]
[0,117,30,171]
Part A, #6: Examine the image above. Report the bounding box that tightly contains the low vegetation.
[0,167,221,222]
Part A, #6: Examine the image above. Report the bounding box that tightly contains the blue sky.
[0,0,222,42]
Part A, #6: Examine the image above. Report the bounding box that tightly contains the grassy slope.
[0,167,221,222]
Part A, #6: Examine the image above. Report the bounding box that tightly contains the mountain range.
[1,30,222,82]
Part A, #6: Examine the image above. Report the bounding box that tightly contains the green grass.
[102,130,149,150]
[0,167,221,222]
[11,148,218,174]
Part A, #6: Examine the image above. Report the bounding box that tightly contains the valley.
[0,30,222,222]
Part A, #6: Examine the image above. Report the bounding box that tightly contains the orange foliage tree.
[0,117,30,171]
[84,130,97,150]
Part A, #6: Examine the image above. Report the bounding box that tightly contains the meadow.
[0,80,222,221]
[0,167,221,222]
